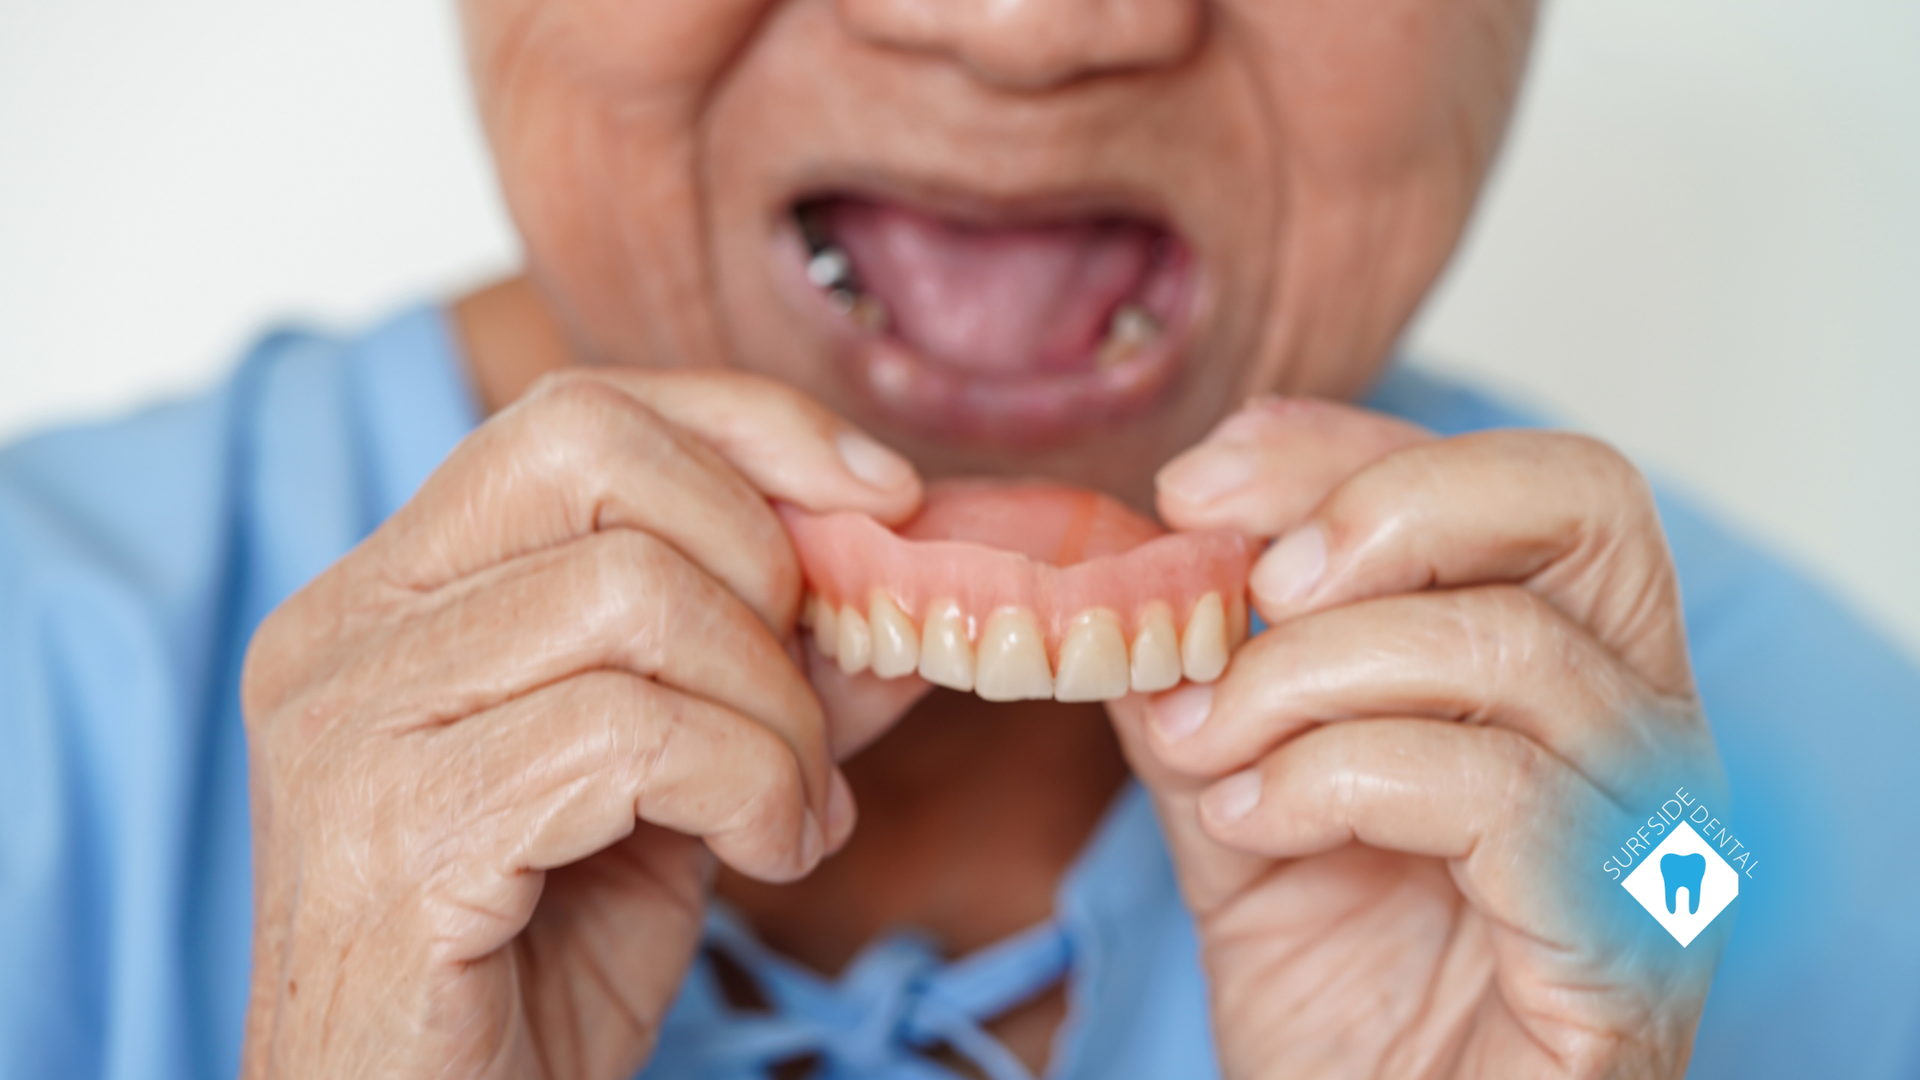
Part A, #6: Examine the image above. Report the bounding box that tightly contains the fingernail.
[800,810,826,867]
[1251,524,1327,608]
[1157,442,1256,505]
[825,770,857,847]
[836,430,915,490]
[1203,769,1263,824]
[1149,683,1214,743]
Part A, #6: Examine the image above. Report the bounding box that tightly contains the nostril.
[836,0,1204,92]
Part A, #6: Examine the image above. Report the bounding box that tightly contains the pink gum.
[779,504,1255,662]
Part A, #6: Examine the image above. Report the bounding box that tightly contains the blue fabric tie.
[673,907,1072,1080]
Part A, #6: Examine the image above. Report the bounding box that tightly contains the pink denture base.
[779,478,1255,655]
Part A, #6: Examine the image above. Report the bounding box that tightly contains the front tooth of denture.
[1130,601,1184,693]
[867,592,920,678]
[918,600,976,692]
[975,608,1054,702]
[1053,609,1130,702]
[837,605,873,675]
[814,601,839,660]
[1181,592,1230,683]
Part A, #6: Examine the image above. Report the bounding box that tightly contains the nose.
[836,0,1204,91]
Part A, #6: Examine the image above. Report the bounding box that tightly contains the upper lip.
[781,172,1179,235]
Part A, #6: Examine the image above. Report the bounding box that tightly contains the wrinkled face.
[462,0,1534,503]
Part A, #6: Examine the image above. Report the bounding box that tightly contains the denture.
[782,479,1255,703]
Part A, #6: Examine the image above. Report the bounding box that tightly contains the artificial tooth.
[1054,609,1130,702]
[975,608,1054,702]
[1181,592,1230,683]
[917,600,976,692]
[814,601,838,660]
[1096,304,1161,368]
[867,592,921,679]
[1130,601,1184,693]
[806,245,853,289]
[837,606,873,675]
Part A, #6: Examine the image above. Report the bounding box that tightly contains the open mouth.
[785,193,1198,447]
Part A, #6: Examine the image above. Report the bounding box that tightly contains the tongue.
[823,199,1160,374]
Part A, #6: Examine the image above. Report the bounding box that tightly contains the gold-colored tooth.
[917,599,976,692]
[867,592,921,679]
[1181,592,1230,683]
[1054,609,1130,703]
[849,294,891,333]
[1130,601,1184,693]
[837,605,873,675]
[799,592,818,629]
[975,608,1053,702]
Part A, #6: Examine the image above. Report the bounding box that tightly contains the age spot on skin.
[782,479,1254,702]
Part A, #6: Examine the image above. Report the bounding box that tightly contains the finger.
[425,670,844,962]
[361,370,920,625]
[1105,693,1277,911]
[348,528,837,816]
[1154,396,1431,536]
[1143,587,1709,797]
[1247,431,1690,695]
[1193,718,1621,941]
[589,368,922,522]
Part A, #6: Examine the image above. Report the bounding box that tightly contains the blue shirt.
[2,306,1917,1079]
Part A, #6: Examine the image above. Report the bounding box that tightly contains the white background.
[3,1,1916,653]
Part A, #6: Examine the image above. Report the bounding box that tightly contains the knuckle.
[578,532,690,669]
[517,372,665,465]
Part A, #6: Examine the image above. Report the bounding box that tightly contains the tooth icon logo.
[1661,853,1706,914]
[1621,823,1739,946]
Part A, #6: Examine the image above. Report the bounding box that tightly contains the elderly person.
[4,1,1917,1078]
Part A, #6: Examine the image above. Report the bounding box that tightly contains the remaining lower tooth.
[837,605,873,675]
[918,600,976,692]
[867,592,920,678]
[1096,304,1161,368]
[1181,592,1230,683]
[975,608,1054,702]
[1054,609,1130,702]
[1130,601,1184,693]
[814,601,839,660]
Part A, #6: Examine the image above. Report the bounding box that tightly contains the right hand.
[237,369,925,1079]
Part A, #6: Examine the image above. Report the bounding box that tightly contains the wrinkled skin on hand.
[238,370,929,1078]
[1117,398,1729,1079]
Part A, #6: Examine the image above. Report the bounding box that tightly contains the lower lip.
[771,221,1200,450]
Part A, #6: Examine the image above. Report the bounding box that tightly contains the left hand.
[1110,399,1727,1079]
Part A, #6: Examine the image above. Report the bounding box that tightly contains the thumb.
[1106,690,1272,916]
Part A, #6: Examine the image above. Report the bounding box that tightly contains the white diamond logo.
[1621,822,1739,946]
